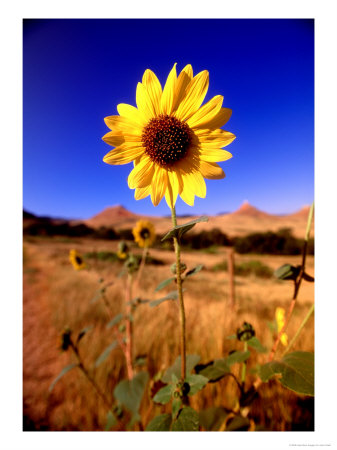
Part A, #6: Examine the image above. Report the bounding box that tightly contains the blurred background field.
[23,204,314,431]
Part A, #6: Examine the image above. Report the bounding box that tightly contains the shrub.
[212,259,273,278]
[233,230,314,255]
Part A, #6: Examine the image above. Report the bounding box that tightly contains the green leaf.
[127,412,141,430]
[172,407,199,431]
[185,264,203,278]
[127,297,150,306]
[149,290,179,307]
[226,350,251,366]
[198,352,250,382]
[94,341,118,368]
[114,371,149,414]
[199,407,228,431]
[185,374,208,395]
[137,299,150,304]
[162,354,201,383]
[226,415,250,431]
[161,216,209,242]
[153,385,173,404]
[134,355,147,367]
[105,410,117,430]
[226,334,237,340]
[259,351,314,396]
[198,359,230,382]
[76,325,93,344]
[274,264,300,281]
[107,313,124,329]
[146,414,172,431]
[247,336,267,353]
[49,363,78,392]
[155,277,176,292]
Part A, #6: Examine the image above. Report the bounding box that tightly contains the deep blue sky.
[23,19,314,219]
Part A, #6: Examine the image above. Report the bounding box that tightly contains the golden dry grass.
[23,236,314,431]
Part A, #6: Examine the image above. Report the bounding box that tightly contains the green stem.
[282,303,314,356]
[268,201,314,361]
[125,272,134,379]
[171,205,186,381]
[135,245,148,291]
[241,341,248,386]
[71,342,112,410]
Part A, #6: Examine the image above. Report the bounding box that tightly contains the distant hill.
[231,200,271,218]
[86,205,139,228]
[23,202,314,239]
[82,201,314,238]
[287,205,312,219]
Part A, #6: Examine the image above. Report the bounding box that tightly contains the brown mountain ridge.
[83,202,314,239]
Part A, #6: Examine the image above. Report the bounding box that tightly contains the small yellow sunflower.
[275,307,288,347]
[132,220,156,248]
[69,249,86,271]
[117,250,128,260]
[102,64,236,207]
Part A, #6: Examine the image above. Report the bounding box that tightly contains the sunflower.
[69,249,86,271]
[117,241,129,259]
[132,220,156,248]
[275,307,288,347]
[102,64,236,207]
[117,250,128,260]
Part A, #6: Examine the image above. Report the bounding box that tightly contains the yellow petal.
[103,144,144,165]
[280,333,288,346]
[184,170,206,198]
[142,69,162,115]
[165,170,180,208]
[179,181,195,206]
[136,82,157,121]
[174,70,209,121]
[199,161,225,180]
[117,103,147,128]
[128,156,155,188]
[187,95,223,129]
[103,116,142,139]
[198,130,236,148]
[151,166,168,206]
[135,185,151,200]
[102,130,125,147]
[172,64,193,112]
[160,63,177,115]
[199,148,233,162]
[196,107,232,130]
[102,130,142,147]
[104,115,120,130]
[177,160,206,205]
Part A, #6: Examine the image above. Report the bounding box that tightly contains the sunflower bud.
[173,381,190,398]
[118,241,129,254]
[125,254,139,274]
[236,322,255,342]
[170,262,187,274]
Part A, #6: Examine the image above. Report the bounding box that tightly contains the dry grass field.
[23,232,314,431]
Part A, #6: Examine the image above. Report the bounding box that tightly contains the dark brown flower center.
[75,256,83,265]
[142,115,192,167]
[140,228,150,239]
